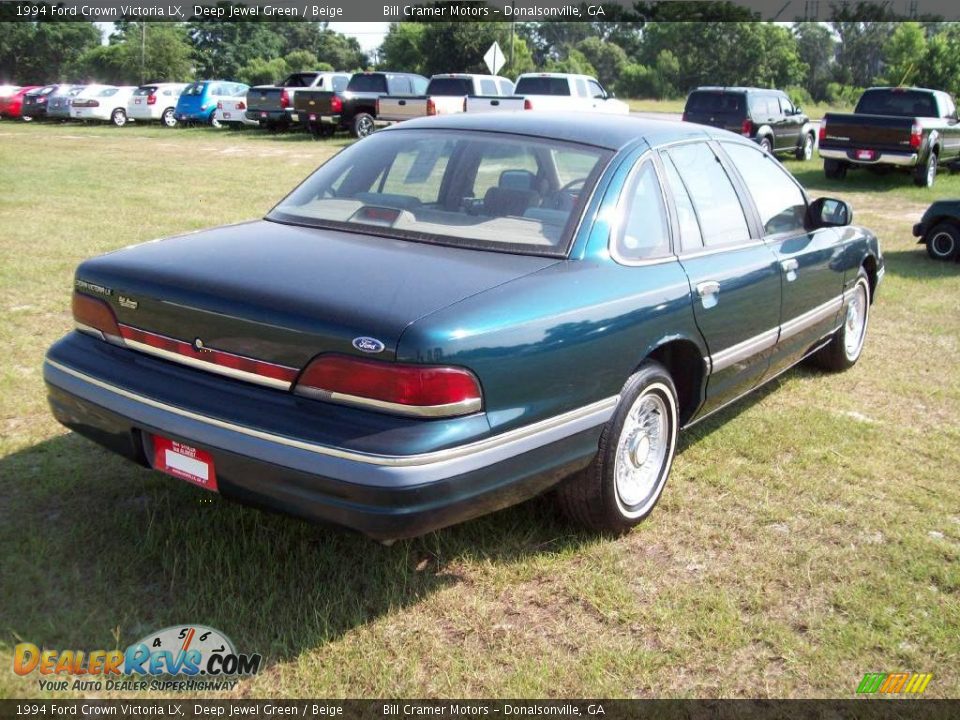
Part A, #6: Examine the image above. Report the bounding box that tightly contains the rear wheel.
[796,132,814,161]
[914,152,938,187]
[812,268,871,371]
[111,108,127,127]
[351,112,374,139]
[824,158,847,179]
[925,222,960,261]
[759,135,773,155]
[22,114,33,122]
[161,108,177,128]
[556,362,679,533]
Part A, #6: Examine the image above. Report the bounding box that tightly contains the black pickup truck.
[819,87,960,187]
[294,71,428,139]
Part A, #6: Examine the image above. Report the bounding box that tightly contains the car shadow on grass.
[0,430,597,666]
[881,248,960,280]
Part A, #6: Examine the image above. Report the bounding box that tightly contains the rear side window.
[661,154,704,252]
[515,77,571,96]
[665,142,750,248]
[722,143,807,237]
[616,161,671,261]
[749,95,779,118]
[133,86,157,97]
[427,78,473,96]
[574,79,588,98]
[282,73,318,88]
[348,74,388,93]
[498,79,514,95]
[685,91,745,114]
[479,79,497,95]
[332,76,349,92]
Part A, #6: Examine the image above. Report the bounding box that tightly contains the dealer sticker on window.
[153,436,217,492]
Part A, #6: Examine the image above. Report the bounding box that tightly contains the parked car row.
[0,80,249,127]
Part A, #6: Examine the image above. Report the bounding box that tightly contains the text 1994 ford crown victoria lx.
[44,113,883,540]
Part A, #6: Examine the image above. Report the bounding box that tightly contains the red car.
[0,86,40,119]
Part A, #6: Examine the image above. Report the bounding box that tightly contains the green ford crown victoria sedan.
[45,113,883,540]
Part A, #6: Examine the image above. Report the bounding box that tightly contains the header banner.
[2,0,960,22]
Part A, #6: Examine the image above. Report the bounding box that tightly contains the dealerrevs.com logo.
[13,625,262,692]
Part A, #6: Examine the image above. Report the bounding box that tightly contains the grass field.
[0,121,958,700]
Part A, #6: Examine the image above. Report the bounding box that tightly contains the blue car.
[175,80,249,127]
[45,113,883,541]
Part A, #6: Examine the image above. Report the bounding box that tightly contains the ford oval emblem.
[352,336,385,354]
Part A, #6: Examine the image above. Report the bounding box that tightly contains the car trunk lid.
[74,220,557,388]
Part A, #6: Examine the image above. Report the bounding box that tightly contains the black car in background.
[683,86,817,161]
[294,71,429,138]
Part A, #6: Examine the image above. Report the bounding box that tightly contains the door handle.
[696,281,720,297]
[781,258,799,282]
[695,281,720,309]
[398,100,406,106]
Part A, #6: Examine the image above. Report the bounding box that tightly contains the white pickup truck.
[376,73,515,124]
[465,73,629,115]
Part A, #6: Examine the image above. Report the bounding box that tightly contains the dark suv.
[683,87,817,161]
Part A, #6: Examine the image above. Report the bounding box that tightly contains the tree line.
[2,19,960,105]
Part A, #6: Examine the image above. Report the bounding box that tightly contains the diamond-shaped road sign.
[484,41,505,76]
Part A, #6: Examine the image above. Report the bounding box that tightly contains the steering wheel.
[559,177,587,195]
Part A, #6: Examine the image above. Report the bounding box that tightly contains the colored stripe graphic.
[857,672,932,694]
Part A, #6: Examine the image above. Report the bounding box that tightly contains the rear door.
[661,141,782,416]
[775,94,803,151]
[720,141,845,372]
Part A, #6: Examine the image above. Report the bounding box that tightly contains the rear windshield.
[347,74,388,93]
[855,89,938,117]
[514,77,571,96]
[281,73,319,88]
[133,86,158,96]
[427,78,473,96]
[182,83,206,96]
[269,129,611,257]
[685,91,746,114]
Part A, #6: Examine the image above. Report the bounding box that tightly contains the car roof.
[692,86,785,95]
[384,112,730,151]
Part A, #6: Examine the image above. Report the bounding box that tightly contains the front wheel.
[209,112,222,129]
[759,136,773,155]
[161,108,177,128]
[111,108,127,127]
[556,362,679,533]
[914,152,938,187]
[925,222,960,261]
[796,132,815,161]
[812,268,871,372]
[351,112,374,139]
[824,158,847,179]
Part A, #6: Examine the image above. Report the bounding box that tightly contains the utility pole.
[509,3,515,72]
[141,23,146,84]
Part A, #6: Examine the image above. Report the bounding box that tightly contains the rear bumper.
[295,111,341,127]
[44,334,610,540]
[246,109,292,124]
[176,109,212,123]
[819,147,919,167]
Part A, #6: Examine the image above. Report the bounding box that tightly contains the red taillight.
[280,90,290,109]
[427,97,436,116]
[72,292,121,343]
[910,120,922,149]
[330,95,342,113]
[818,118,827,143]
[295,355,482,417]
[236,101,246,111]
[523,98,533,110]
[741,118,753,136]
[147,94,157,105]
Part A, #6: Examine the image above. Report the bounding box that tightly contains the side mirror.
[809,197,853,228]
[794,106,802,114]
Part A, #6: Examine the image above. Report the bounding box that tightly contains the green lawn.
[0,121,958,700]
